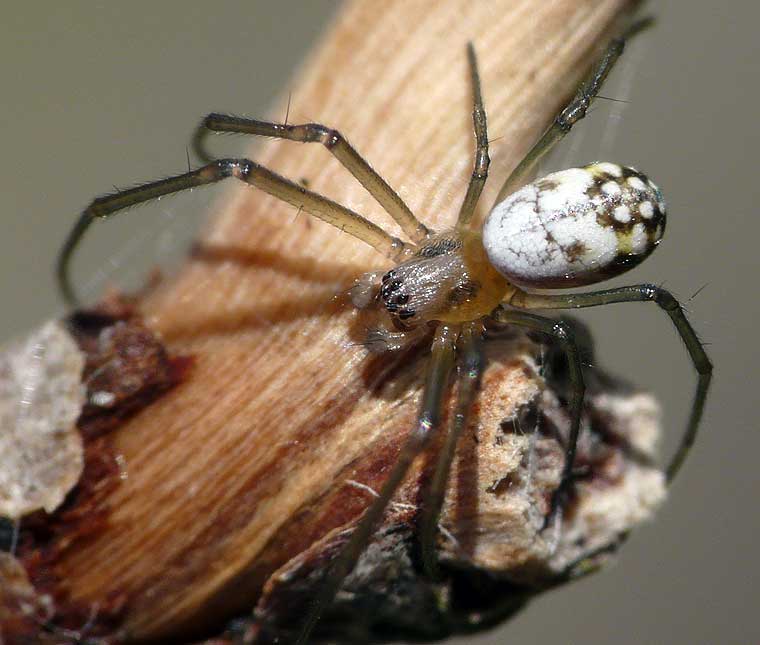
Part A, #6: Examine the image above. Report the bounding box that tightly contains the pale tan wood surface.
[48,1,639,640]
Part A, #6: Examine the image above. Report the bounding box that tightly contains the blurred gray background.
[0,2,756,644]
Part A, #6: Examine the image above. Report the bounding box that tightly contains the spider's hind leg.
[510,285,713,484]
[418,322,485,579]
[296,324,458,644]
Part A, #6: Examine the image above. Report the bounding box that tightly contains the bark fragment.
[1,305,191,644]
[0,321,85,519]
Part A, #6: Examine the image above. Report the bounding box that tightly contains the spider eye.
[482,163,666,288]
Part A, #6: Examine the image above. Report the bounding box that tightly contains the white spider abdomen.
[483,163,666,288]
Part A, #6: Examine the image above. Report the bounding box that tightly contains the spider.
[55,17,711,645]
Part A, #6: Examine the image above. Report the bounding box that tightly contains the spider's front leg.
[455,43,490,229]
[56,159,414,307]
[193,113,430,243]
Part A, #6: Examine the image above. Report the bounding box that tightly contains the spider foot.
[541,473,579,533]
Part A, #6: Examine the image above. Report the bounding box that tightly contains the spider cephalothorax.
[56,17,710,645]
[379,229,511,329]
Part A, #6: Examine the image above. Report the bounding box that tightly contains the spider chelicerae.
[56,18,711,645]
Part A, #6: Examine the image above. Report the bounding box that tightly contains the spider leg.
[455,44,490,230]
[296,324,458,645]
[56,158,414,307]
[510,285,713,483]
[491,307,585,527]
[494,17,652,204]
[418,321,484,579]
[193,114,430,243]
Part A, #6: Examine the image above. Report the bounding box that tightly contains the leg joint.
[308,124,342,149]
[638,283,679,311]
[558,96,590,129]
[551,319,575,345]
[654,288,679,311]
[88,199,112,219]
[410,414,436,445]
[473,150,490,177]
[214,158,253,179]
[461,345,484,376]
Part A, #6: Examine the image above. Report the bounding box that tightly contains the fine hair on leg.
[495,17,653,204]
[193,114,430,243]
[418,321,484,579]
[56,158,414,307]
[455,43,490,230]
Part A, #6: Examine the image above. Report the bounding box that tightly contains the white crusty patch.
[639,200,654,219]
[630,222,649,255]
[613,205,631,223]
[0,321,86,519]
[532,167,593,214]
[593,161,623,177]
[602,181,622,197]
